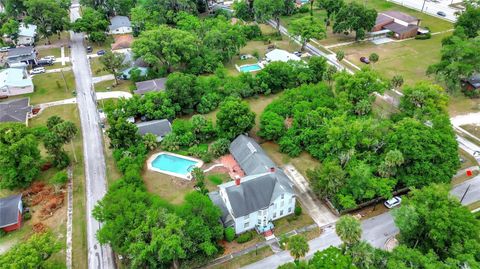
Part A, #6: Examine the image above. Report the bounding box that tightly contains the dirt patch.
[23,181,66,220]
[32,223,47,233]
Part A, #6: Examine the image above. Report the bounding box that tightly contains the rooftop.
[109,16,132,31]
[135,119,172,141]
[134,78,167,95]
[0,194,22,228]
[0,98,31,123]
[265,49,301,63]
[18,23,37,38]
[383,22,419,34]
[229,135,276,176]
[0,68,33,88]
[7,46,35,58]
[382,11,419,23]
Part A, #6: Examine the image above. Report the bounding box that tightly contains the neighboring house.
[265,49,301,63]
[134,78,166,95]
[111,34,134,50]
[0,67,34,96]
[108,16,133,35]
[6,46,37,65]
[0,98,32,125]
[372,11,421,39]
[0,194,23,232]
[136,119,172,142]
[464,73,480,91]
[209,135,296,235]
[17,23,37,46]
[120,67,148,80]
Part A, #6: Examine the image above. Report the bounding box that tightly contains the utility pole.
[460,184,471,204]
[421,0,427,12]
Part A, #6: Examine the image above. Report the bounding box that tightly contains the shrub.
[51,171,68,185]
[294,205,302,216]
[415,33,431,40]
[23,212,32,221]
[225,227,235,242]
[298,5,309,13]
[279,235,289,250]
[243,25,262,40]
[208,174,224,185]
[236,231,253,243]
[209,138,230,158]
[0,229,6,237]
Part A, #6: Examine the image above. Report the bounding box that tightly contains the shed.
[0,194,23,232]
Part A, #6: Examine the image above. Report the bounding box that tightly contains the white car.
[29,67,46,75]
[41,55,56,62]
[384,196,402,209]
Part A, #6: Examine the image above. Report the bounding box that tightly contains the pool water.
[151,154,198,175]
[240,64,262,72]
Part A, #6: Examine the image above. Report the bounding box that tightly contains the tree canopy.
[216,97,256,140]
[333,2,377,40]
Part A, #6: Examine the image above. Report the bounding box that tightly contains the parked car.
[0,47,10,52]
[86,46,93,53]
[30,67,46,74]
[384,196,402,209]
[41,55,56,62]
[293,51,302,57]
[360,57,370,64]
[437,11,446,17]
[35,59,54,67]
[97,50,106,55]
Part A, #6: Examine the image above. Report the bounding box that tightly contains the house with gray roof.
[134,78,166,95]
[0,194,23,232]
[209,135,295,234]
[136,119,172,142]
[6,46,37,65]
[0,98,32,125]
[108,16,132,35]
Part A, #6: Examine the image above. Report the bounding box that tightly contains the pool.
[147,152,203,180]
[239,63,263,72]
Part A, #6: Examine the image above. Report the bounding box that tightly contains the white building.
[209,135,296,235]
[265,49,301,63]
[17,24,37,46]
[108,16,133,35]
[0,67,34,96]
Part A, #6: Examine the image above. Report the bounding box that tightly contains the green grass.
[273,204,315,236]
[37,31,70,47]
[26,71,76,105]
[467,201,480,211]
[37,47,62,58]
[95,79,133,93]
[89,57,109,76]
[87,36,114,53]
[207,173,229,185]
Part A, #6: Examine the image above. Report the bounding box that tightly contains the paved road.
[69,1,115,269]
[387,0,461,22]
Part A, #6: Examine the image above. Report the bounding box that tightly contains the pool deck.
[147,152,204,180]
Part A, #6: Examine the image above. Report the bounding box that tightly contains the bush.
[415,33,431,40]
[294,205,302,216]
[51,171,68,185]
[279,235,289,250]
[298,5,309,13]
[209,138,230,158]
[23,212,32,221]
[243,25,262,40]
[225,227,235,242]
[236,231,253,243]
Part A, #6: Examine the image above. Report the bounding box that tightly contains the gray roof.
[7,46,35,58]
[223,171,293,217]
[382,11,418,23]
[0,194,22,228]
[135,119,171,141]
[0,98,31,123]
[208,191,235,227]
[229,135,276,176]
[109,16,131,31]
[467,73,480,89]
[134,78,166,95]
[383,22,418,34]
[375,13,394,25]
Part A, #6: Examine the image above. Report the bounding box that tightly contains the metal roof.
[265,49,301,63]
[208,191,235,227]
[383,22,419,34]
[18,23,37,38]
[382,11,419,23]
[0,98,31,123]
[0,194,22,228]
[229,135,276,176]
[0,68,33,88]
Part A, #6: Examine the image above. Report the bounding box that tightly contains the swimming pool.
[147,152,203,180]
[239,63,263,72]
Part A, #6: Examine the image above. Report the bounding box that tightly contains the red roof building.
[0,194,23,232]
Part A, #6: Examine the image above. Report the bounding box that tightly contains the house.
[265,49,301,63]
[0,67,34,96]
[120,67,148,80]
[135,119,172,142]
[108,16,133,35]
[134,78,166,95]
[0,194,23,232]
[464,73,480,91]
[209,135,296,235]
[372,11,421,39]
[6,46,37,65]
[17,23,37,46]
[0,98,32,125]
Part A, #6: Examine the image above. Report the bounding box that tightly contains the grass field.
[449,94,480,116]
[37,47,62,58]
[28,71,76,104]
[95,79,133,93]
[90,57,110,76]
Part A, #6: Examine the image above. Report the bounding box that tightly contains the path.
[37,91,132,109]
[66,166,73,269]
[284,165,338,227]
[45,67,72,74]
[69,0,115,268]
[92,74,115,84]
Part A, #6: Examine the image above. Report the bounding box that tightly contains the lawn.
[273,204,315,236]
[87,36,114,53]
[27,71,76,105]
[332,32,450,86]
[211,246,274,269]
[37,31,70,47]
[89,57,110,76]
[262,142,320,178]
[95,79,133,93]
[449,94,480,116]
[37,47,62,58]
[460,124,480,141]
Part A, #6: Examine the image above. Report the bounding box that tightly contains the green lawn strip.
[87,36,114,53]
[448,94,480,116]
[90,57,110,77]
[458,148,478,171]
[28,71,76,105]
[94,79,133,93]
[467,201,480,211]
[273,204,315,235]
[210,246,274,269]
[207,173,230,185]
[459,124,480,141]
[37,47,62,58]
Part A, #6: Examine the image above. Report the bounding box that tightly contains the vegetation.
[224,227,235,242]
[44,116,78,169]
[335,215,361,246]
[333,2,377,40]
[71,7,109,43]
[99,51,127,85]
[289,16,326,51]
[216,97,256,140]
[287,235,309,263]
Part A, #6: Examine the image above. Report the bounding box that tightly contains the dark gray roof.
[0,98,31,123]
[134,78,166,95]
[229,135,276,176]
[224,171,293,217]
[382,11,418,23]
[383,22,418,34]
[467,73,480,89]
[7,46,35,58]
[109,16,131,31]
[0,194,22,228]
[135,119,171,140]
[208,191,235,227]
[375,14,393,25]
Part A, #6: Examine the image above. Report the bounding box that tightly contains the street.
[69,1,115,269]
[387,0,461,22]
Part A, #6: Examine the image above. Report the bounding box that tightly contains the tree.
[393,184,480,261]
[399,82,448,121]
[209,138,230,158]
[44,117,78,169]
[308,160,346,200]
[0,232,61,268]
[258,111,286,141]
[390,75,404,90]
[24,0,69,42]
[368,53,379,64]
[71,7,109,43]
[333,2,377,40]
[0,123,41,189]
[335,215,361,246]
[253,0,285,32]
[233,0,253,21]
[289,16,326,51]
[143,133,158,151]
[335,68,388,106]
[0,19,19,43]
[317,0,345,25]
[287,235,309,263]
[132,25,199,73]
[455,3,480,38]
[99,51,127,85]
[308,56,328,83]
[107,118,140,149]
[216,97,255,139]
[166,72,200,114]
[309,246,357,268]
[336,50,345,62]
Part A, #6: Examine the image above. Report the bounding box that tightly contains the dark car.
[360,57,370,64]
[86,46,93,53]
[34,59,54,67]
[437,11,446,17]
[97,50,106,55]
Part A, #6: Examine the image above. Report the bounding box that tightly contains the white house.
[108,16,132,35]
[17,24,37,46]
[209,135,296,235]
[265,49,301,63]
[0,67,34,96]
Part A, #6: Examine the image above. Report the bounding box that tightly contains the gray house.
[0,98,32,125]
[6,46,37,65]
[134,78,167,95]
[108,16,132,35]
[136,119,172,142]
[209,135,295,235]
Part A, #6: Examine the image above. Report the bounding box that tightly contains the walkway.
[92,74,115,84]
[37,91,132,110]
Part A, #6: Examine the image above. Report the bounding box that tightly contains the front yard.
[29,71,76,105]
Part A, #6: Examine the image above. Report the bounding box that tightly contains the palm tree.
[287,235,309,263]
[335,215,361,246]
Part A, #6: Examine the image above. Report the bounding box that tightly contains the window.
[288,207,292,213]
[273,212,276,218]
[280,210,284,216]
[244,222,249,228]
[257,219,261,225]
[289,197,293,204]
[281,194,285,200]
[273,203,277,209]
[281,201,284,207]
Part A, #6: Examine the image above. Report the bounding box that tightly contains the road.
[69,1,115,269]
[387,0,461,22]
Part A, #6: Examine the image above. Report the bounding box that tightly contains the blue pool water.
[151,154,198,175]
[240,64,262,72]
